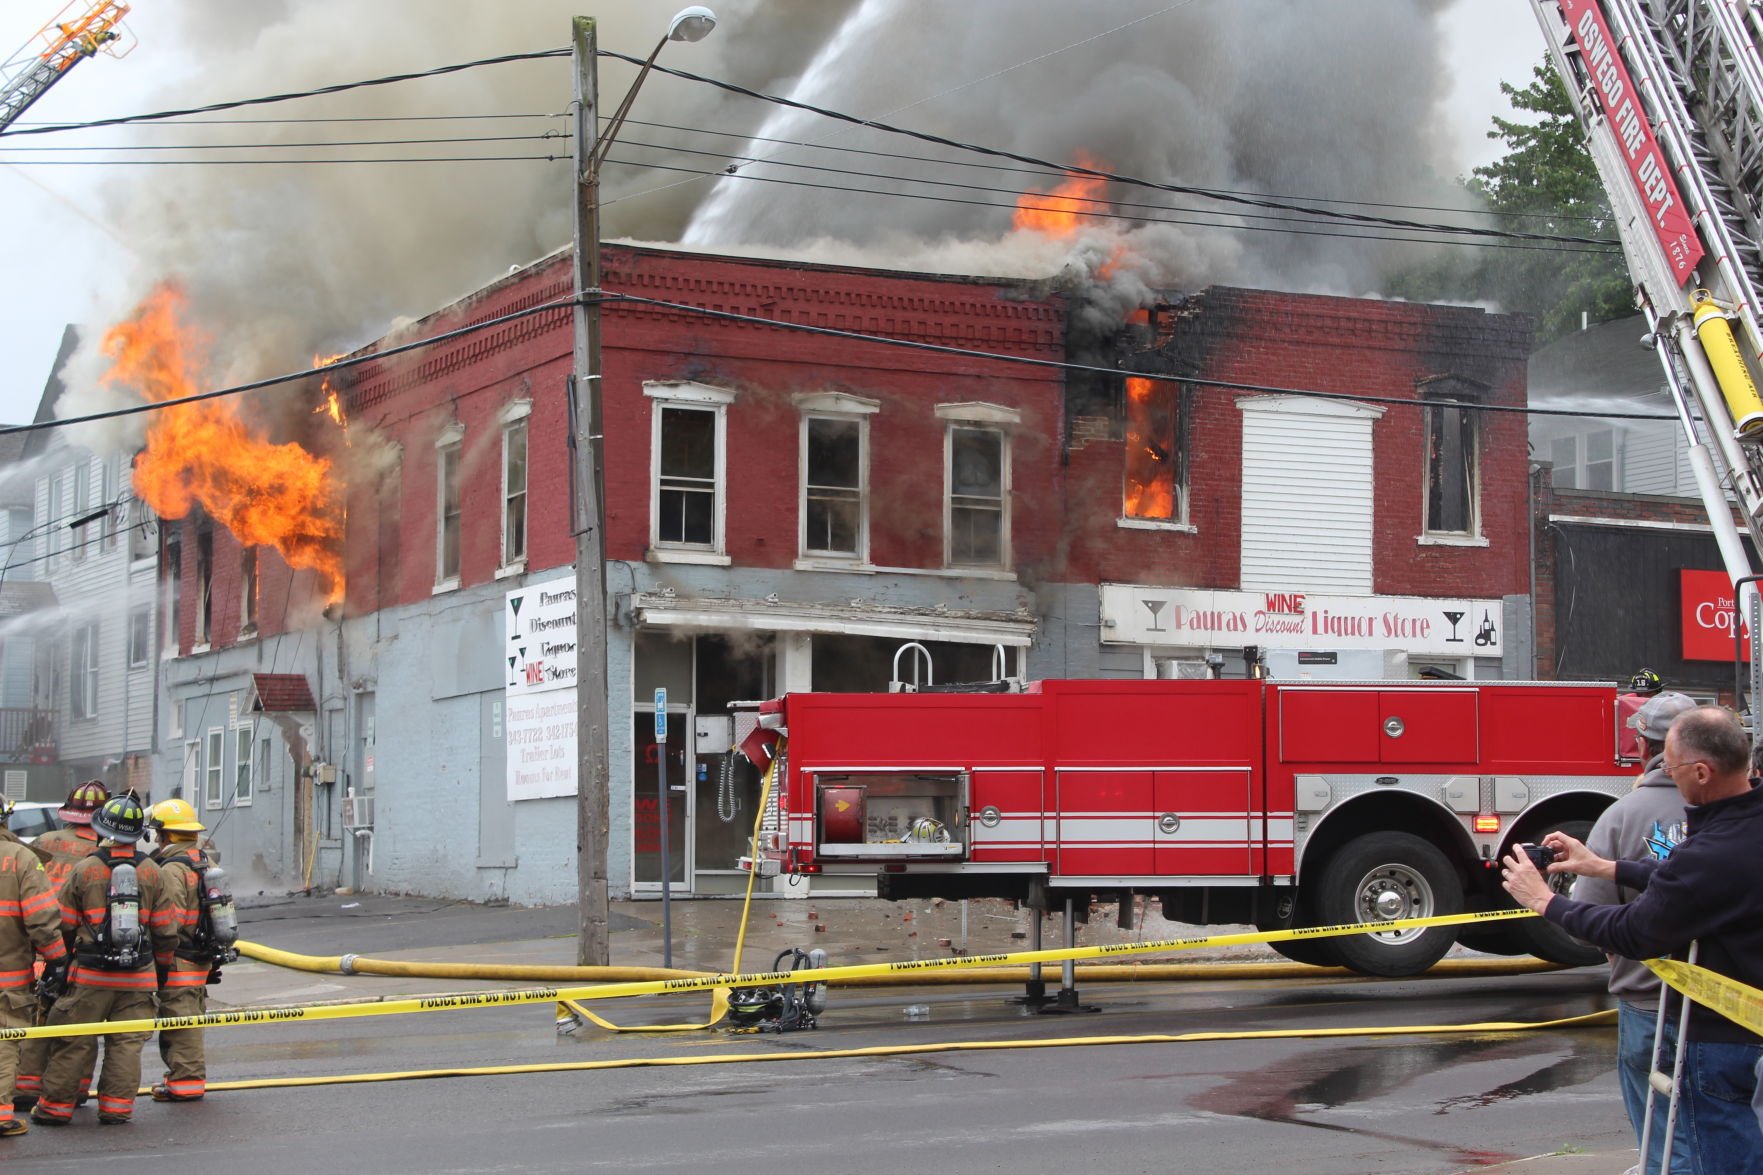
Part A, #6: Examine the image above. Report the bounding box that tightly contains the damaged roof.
[250,673,316,712]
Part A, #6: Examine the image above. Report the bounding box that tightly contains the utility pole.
[571,14,612,966]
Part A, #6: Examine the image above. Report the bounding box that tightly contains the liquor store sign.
[1100,584,1503,657]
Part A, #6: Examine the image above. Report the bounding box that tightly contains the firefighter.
[12,780,106,1113]
[32,794,174,1127]
[147,798,229,1102]
[0,796,67,1138]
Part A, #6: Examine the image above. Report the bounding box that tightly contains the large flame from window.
[1123,377,1177,520]
[106,282,344,603]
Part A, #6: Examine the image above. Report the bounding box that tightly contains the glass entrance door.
[633,707,691,891]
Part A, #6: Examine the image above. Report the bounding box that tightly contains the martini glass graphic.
[1443,611,1466,643]
[1143,599,1168,633]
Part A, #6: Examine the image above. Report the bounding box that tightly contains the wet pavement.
[191,892,1647,1173]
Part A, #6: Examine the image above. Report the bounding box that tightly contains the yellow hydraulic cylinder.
[1692,292,1763,440]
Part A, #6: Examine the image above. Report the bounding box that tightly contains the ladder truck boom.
[1530,0,1763,700]
[0,1,132,135]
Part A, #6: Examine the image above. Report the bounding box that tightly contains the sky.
[0,0,1550,428]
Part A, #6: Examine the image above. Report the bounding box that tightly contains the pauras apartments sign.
[1099,584,1502,657]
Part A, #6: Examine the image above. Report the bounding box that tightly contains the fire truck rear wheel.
[1316,831,1463,977]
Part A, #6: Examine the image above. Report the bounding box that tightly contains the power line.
[10,113,567,127]
[606,49,1620,248]
[0,132,570,152]
[0,48,571,139]
[602,153,1620,255]
[2,290,1675,436]
[622,115,1609,227]
[0,155,567,166]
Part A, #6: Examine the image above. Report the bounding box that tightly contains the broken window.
[656,405,718,548]
[1423,384,1480,535]
[194,526,213,646]
[239,547,259,635]
[70,622,98,719]
[502,418,528,568]
[436,440,462,584]
[1122,377,1187,522]
[948,426,1006,567]
[803,416,864,557]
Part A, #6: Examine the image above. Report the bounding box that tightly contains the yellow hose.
[165,1007,1616,1096]
[237,938,1561,986]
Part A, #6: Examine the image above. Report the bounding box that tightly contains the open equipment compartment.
[813,771,968,859]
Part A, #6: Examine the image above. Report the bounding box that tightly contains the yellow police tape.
[1647,957,1763,1039]
[10,906,1537,1041]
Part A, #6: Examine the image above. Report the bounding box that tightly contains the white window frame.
[1549,428,1620,492]
[70,460,90,562]
[232,723,254,807]
[179,738,198,802]
[70,621,98,720]
[1120,378,1193,531]
[193,527,214,650]
[435,422,465,591]
[795,392,878,566]
[101,455,118,549]
[499,399,532,576]
[1419,379,1485,543]
[645,381,734,565]
[128,605,151,668]
[45,471,64,570]
[204,727,224,810]
[937,402,1019,571]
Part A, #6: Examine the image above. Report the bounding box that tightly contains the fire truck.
[739,677,1636,977]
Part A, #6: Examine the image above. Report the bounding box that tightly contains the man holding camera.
[1503,705,1763,1173]
[1574,691,1697,1174]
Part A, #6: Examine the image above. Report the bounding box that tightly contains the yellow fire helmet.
[150,797,206,834]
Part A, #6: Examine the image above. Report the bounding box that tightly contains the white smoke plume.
[64,0,1485,427]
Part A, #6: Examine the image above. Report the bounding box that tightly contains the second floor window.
[240,547,259,634]
[70,622,98,719]
[1422,383,1482,536]
[948,426,1006,567]
[803,416,864,557]
[70,462,89,562]
[436,440,463,585]
[502,418,528,569]
[1549,430,1617,491]
[194,527,214,646]
[45,472,64,569]
[128,606,151,667]
[1122,377,1187,523]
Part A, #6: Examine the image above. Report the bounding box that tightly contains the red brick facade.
[168,252,1533,655]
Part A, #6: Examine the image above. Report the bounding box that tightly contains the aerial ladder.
[0,1,132,135]
[1528,0,1763,708]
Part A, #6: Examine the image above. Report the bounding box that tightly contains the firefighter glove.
[207,965,223,986]
[37,957,68,1004]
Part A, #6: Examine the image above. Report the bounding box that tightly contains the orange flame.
[1123,377,1176,520]
[312,353,348,433]
[1013,152,1109,237]
[108,282,345,603]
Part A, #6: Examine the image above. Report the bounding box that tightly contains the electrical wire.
[606,49,1620,248]
[8,113,568,127]
[0,291,1678,437]
[0,49,571,139]
[0,133,571,152]
[0,156,568,166]
[621,115,1609,226]
[596,149,1620,256]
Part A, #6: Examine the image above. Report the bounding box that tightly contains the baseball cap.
[1628,691,1697,740]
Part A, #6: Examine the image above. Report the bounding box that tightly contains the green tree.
[1391,63,1633,343]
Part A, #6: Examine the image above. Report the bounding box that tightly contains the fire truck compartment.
[813,771,967,859]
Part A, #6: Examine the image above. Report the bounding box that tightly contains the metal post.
[656,689,672,968]
[1061,896,1077,995]
[571,15,612,966]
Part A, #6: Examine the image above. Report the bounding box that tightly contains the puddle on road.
[1185,1033,1608,1168]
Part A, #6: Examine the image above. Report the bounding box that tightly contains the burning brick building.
[146,243,1533,904]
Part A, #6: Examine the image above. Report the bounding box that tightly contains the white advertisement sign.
[1100,584,1503,657]
[506,580,580,800]
[505,687,578,801]
[506,581,579,696]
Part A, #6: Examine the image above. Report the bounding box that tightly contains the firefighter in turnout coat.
[147,799,226,1102]
[13,780,105,1112]
[32,795,174,1127]
[0,797,67,1138]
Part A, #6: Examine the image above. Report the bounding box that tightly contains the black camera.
[1519,842,1557,872]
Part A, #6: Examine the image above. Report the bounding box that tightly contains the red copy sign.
[1681,569,1751,661]
[1558,0,1703,281]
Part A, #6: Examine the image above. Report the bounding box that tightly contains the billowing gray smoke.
[65,0,1480,427]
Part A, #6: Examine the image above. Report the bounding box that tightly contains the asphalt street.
[1,896,1638,1174]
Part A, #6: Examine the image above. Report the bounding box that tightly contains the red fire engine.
[739,678,1637,977]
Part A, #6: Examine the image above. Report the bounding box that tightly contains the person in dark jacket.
[1503,705,1763,1174]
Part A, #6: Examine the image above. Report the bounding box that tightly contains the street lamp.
[572,9,717,966]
